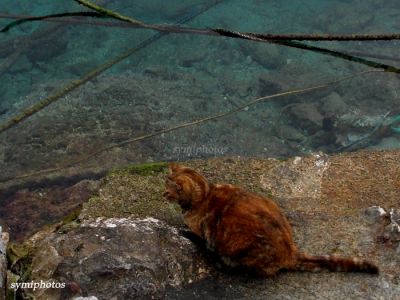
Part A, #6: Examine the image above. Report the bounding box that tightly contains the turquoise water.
[0,0,400,182]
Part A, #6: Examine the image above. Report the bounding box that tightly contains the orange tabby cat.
[163,163,378,277]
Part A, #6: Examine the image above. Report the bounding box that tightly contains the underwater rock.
[371,137,400,150]
[238,41,286,70]
[275,125,306,143]
[333,111,393,150]
[21,217,209,300]
[220,70,256,98]
[9,54,33,73]
[0,107,7,116]
[178,47,206,68]
[320,92,349,118]
[25,29,68,63]
[0,179,100,241]
[66,60,100,76]
[288,103,324,134]
[258,73,282,95]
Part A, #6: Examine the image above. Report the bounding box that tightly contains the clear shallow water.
[0,0,399,183]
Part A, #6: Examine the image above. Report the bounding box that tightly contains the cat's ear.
[169,162,184,174]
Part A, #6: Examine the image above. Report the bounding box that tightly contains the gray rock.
[275,125,306,143]
[288,103,324,134]
[24,217,209,300]
[0,227,8,300]
[258,73,282,95]
[371,136,400,150]
[320,92,349,117]
[238,41,286,70]
[383,209,400,242]
[389,208,400,224]
[383,223,400,242]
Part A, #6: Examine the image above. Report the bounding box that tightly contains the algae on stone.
[110,161,168,176]
[82,161,183,227]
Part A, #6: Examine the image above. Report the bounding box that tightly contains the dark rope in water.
[73,0,400,41]
[1,1,400,74]
[273,40,400,73]
[212,28,400,41]
[0,11,105,32]
[64,1,400,72]
[3,0,400,42]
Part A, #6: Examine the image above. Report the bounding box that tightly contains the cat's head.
[163,163,210,210]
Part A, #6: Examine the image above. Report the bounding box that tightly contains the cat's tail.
[293,252,379,274]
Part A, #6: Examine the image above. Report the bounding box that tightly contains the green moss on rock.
[6,242,33,283]
[6,243,30,268]
[110,161,168,176]
[82,162,183,227]
[55,205,83,234]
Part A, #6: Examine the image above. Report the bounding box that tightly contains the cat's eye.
[166,178,182,191]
